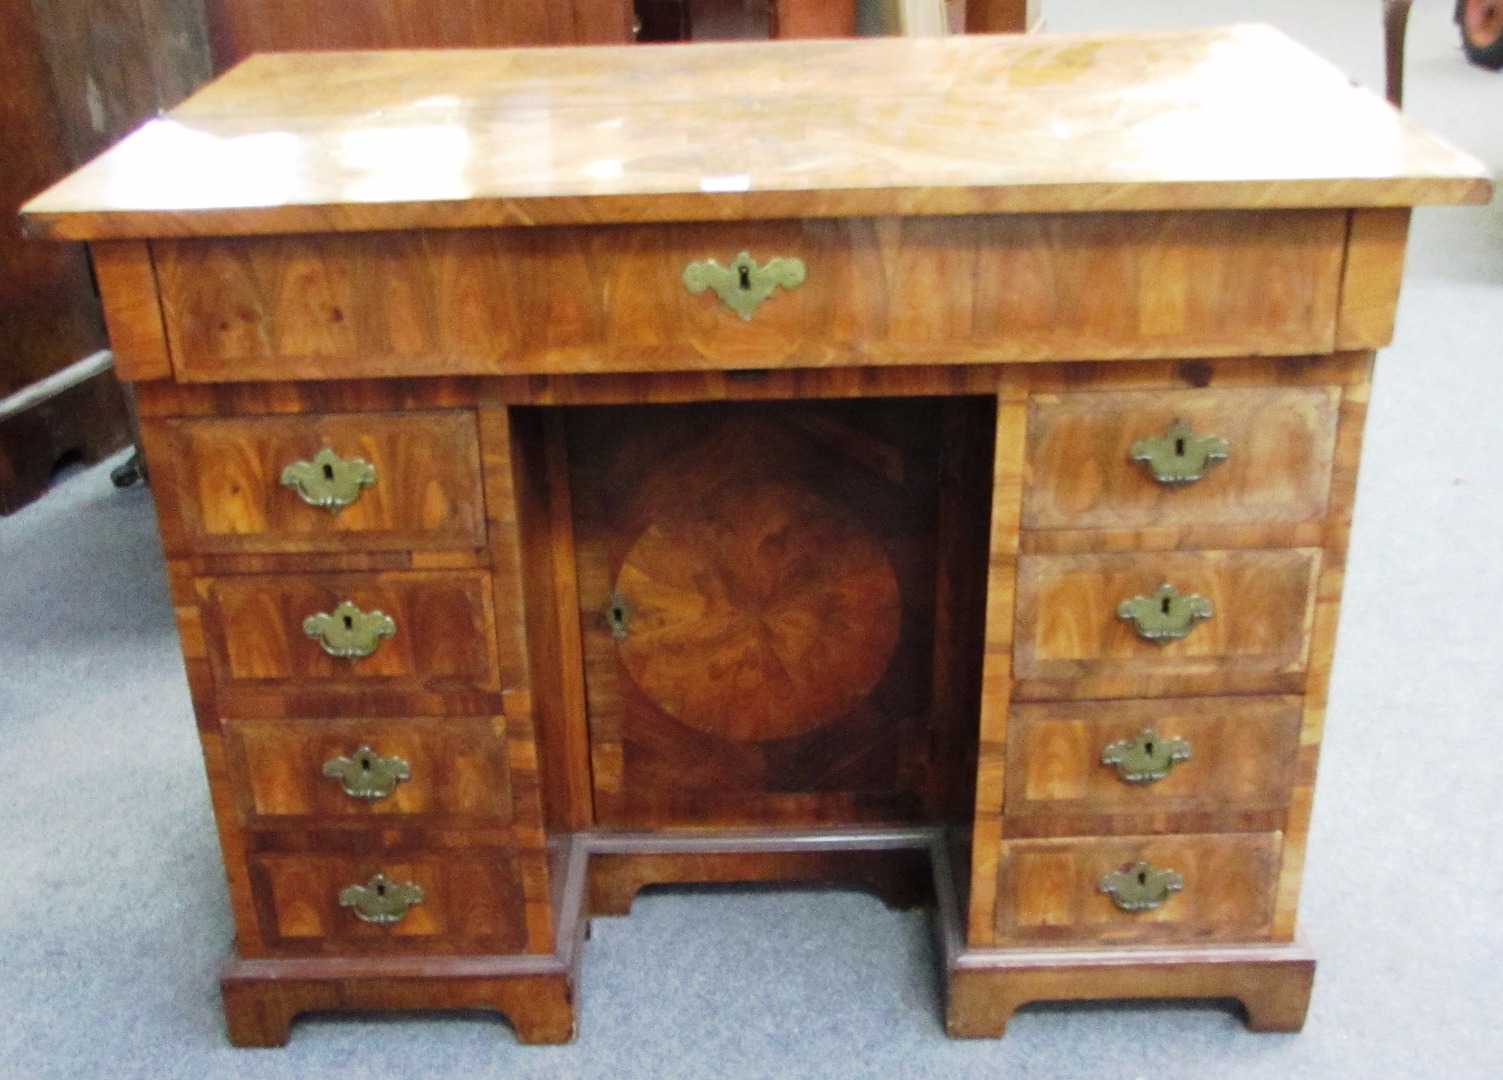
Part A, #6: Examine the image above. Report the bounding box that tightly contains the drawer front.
[248,850,527,954]
[203,571,501,692]
[1014,549,1319,691]
[1023,388,1340,531]
[995,833,1280,945]
[223,717,514,826]
[152,410,485,554]
[1004,696,1301,837]
[153,210,1345,381]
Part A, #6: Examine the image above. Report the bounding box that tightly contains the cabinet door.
[568,399,944,827]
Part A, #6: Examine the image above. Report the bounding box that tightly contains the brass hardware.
[279,447,377,512]
[1117,583,1212,642]
[338,873,424,924]
[1099,860,1183,912]
[1130,420,1228,484]
[683,251,806,320]
[303,600,396,659]
[1102,728,1192,783]
[322,745,411,799]
[606,590,631,641]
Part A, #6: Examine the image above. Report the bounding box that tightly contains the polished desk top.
[23,24,1490,240]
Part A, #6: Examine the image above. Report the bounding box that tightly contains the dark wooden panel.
[569,398,945,827]
[208,0,633,68]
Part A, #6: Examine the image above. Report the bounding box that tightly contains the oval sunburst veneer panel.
[613,480,901,742]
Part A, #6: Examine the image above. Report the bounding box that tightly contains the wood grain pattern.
[1023,387,1340,531]
[207,0,631,67]
[1273,356,1374,939]
[994,832,1281,945]
[222,960,576,1046]
[947,938,1315,1037]
[201,571,502,693]
[247,850,527,954]
[222,716,515,826]
[1336,208,1411,350]
[23,29,1489,241]
[150,410,486,554]
[89,241,173,381]
[588,848,932,915]
[1013,548,1320,697]
[569,399,943,827]
[964,373,1029,946]
[150,211,1347,381]
[1003,697,1301,838]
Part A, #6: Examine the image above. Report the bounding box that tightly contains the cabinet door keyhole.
[738,265,752,290]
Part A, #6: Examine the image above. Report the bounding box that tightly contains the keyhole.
[1138,870,1148,885]
[1161,596,1171,615]
[1174,437,1185,457]
[344,614,354,630]
[612,604,623,623]
[376,883,386,897]
[738,264,752,290]
[1145,740,1155,756]
[323,462,335,480]
[360,756,372,771]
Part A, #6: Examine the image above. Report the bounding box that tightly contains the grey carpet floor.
[3,2,1501,1076]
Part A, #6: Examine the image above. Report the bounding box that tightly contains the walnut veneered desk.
[24,26,1490,1045]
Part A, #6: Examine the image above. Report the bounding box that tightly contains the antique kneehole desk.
[24,26,1489,1045]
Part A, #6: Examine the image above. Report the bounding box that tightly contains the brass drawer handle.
[303,600,396,659]
[1101,728,1192,783]
[1130,420,1228,484]
[1099,860,1183,912]
[1118,583,1212,642]
[683,251,806,320]
[338,873,424,924]
[322,745,411,799]
[280,447,377,513]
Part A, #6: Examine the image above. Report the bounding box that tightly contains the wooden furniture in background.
[24,27,1488,1045]
[206,0,635,66]
[1,0,210,511]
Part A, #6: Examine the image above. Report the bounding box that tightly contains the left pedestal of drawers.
[135,384,579,1046]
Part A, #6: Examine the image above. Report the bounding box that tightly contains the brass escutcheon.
[1099,860,1183,912]
[303,600,396,659]
[1101,728,1192,783]
[322,745,411,799]
[1117,583,1212,642]
[1129,420,1229,484]
[683,251,806,320]
[338,873,424,924]
[280,447,377,512]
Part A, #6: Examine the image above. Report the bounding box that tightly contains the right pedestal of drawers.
[949,350,1372,1036]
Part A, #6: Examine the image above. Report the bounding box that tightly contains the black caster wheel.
[110,452,147,489]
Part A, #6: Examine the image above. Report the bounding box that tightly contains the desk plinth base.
[221,956,577,1047]
[945,939,1316,1038]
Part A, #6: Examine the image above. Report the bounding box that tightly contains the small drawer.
[1004,696,1302,837]
[1014,549,1318,695]
[223,717,515,826]
[153,210,1345,381]
[1023,387,1340,531]
[247,850,527,955]
[203,570,501,692]
[150,410,486,554]
[994,833,1280,946]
